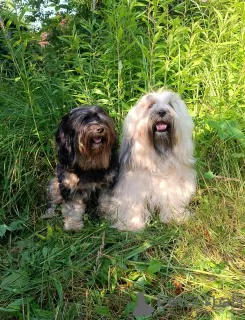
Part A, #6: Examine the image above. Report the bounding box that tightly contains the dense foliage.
[0,1,244,319]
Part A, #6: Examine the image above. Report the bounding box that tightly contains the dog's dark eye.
[169,102,174,109]
[83,115,94,122]
[149,103,154,109]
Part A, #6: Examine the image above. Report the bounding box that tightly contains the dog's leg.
[42,177,62,219]
[98,166,119,218]
[113,202,149,231]
[98,190,111,217]
[57,169,84,230]
[159,204,191,223]
[62,193,85,231]
[159,182,195,223]
[107,172,150,231]
[100,192,141,231]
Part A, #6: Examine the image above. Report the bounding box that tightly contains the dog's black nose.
[158,110,167,117]
[97,127,104,133]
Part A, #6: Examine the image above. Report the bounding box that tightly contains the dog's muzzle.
[152,109,172,133]
[88,124,108,148]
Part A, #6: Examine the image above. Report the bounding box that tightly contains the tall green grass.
[0,0,244,319]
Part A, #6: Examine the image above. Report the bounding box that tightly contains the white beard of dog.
[104,91,196,231]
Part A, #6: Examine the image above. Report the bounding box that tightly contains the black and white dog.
[43,106,118,231]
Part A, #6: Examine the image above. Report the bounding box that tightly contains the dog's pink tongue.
[93,137,102,144]
[156,123,167,131]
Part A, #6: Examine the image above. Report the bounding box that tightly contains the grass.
[0,0,245,319]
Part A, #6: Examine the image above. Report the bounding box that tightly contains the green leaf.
[58,36,72,44]
[0,306,20,313]
[218,130,229,140]
[7,298,23,311]
[204,171,216,180]
[229,127,245,140]
[9,220,24,231]
[125,242,153,260]
[42,247,48,258]
[36,234,47,241]
[53,279,63,306]
[1,272,22,287]
[206,120,221,130]
[124,301,137,315]
[32,308,53,319]
[117,26,123,41]
[0,224,11,237]
[232,153,245,158]
[92,88,104,95]
[47,225,53,239]
[19,6,28,21]
[135,276,145,288]
[95,305,110,315]
[147,259,162,274]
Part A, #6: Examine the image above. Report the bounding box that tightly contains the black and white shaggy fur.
[43,106,118,231]
[104,91,196,231]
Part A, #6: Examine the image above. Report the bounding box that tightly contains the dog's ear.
[138,93,155,109]
[170,95,195,165]
[119,137,132,170]
[55,115,75,166]
[119,105,139,170]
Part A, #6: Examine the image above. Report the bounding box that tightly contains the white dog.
[104,90,196,231]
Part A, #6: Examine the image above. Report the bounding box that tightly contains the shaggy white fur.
[104,90,196,231]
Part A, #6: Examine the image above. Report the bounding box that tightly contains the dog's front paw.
[160,207,193,224]
[64,217,84,232]
[113,217,146,232]
[176,209,194,223]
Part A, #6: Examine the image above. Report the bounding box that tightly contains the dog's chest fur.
[74,166,117,190]
[57,163,117,199]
